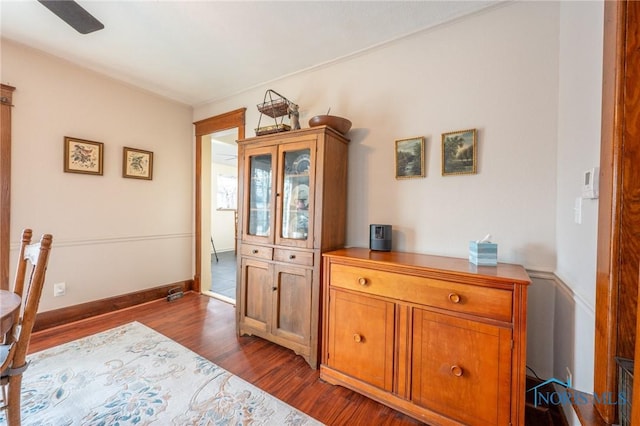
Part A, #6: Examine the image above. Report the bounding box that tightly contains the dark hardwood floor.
[28,292,422,426]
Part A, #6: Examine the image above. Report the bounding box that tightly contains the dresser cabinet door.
[271,264,312,346]
[412,309,512,425]
[327,289,395,391]
[239,257,272,332]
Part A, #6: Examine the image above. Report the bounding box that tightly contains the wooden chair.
[0,229,53,426]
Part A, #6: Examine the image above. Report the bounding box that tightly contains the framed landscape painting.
[395,136,425,179]
[64,137,104,175]
[442,129,477,176]
[123,147,153,180]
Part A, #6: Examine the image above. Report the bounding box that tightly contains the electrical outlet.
[565,367,573,388]
[53,282,66,297]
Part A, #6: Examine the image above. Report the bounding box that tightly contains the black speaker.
[369,224,392,251]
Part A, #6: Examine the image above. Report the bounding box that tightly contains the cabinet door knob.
[353,333,363,343]
[448,293,461,304]
[450,365,464,377]
[272,286,278,291]
[252,249,259,254]
[358,277,368,286]
[289,254,296,259]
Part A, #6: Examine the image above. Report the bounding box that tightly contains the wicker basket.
[257,98,289,118]
[255,123,291,136]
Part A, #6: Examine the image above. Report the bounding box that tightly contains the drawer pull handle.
[252,249,259,254]
[450,365,464,377]
[448,293,461,304]
[358,277,368,286]
[289,254,296,259]
[353,333,363,343]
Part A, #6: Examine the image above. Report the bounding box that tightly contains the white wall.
[211,162,237,252]
[195,0,604,397]
[553,0,604,395]
[196,1,559,271]
[2,39,194,312]
[521,0,605,403]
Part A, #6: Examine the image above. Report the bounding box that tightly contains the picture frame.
[442,128,477,176]
[123,147,153,180]
[64,137,104,175]
[395,136,425,179]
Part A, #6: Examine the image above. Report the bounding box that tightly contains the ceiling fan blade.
[38,0,104,34]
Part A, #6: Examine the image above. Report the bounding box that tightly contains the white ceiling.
[1,0,500,107]
[210,128,239,167]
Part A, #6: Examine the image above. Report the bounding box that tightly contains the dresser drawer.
[329,264,512,322]
[240,243,273,260]
[274,248,314,266]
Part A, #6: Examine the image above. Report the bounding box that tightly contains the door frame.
[595,0,640,422]
[193,108,246,292]
[1,84,16,291]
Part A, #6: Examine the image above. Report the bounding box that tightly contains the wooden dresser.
[320,248,531,426]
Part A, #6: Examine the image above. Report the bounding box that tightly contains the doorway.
[193,108,246,304]
[206,129,238,304]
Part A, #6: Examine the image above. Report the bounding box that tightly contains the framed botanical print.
[123,147,153,180]
[395,136,425,179]
[442,129,477,176]
[64,137,104,175]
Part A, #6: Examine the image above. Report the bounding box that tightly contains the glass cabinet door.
[247,151,273,238]
[280,147,312,243]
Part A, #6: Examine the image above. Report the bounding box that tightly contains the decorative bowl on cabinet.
[308,115,352,135]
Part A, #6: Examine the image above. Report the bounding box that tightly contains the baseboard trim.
[33,279,194,332]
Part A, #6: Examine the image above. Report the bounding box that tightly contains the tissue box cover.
[469,241,498,266]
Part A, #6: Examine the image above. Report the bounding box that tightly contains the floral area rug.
[0,322,323,425]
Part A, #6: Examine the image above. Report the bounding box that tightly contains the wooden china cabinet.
[235,125,349,368]
[321,248,531,425]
